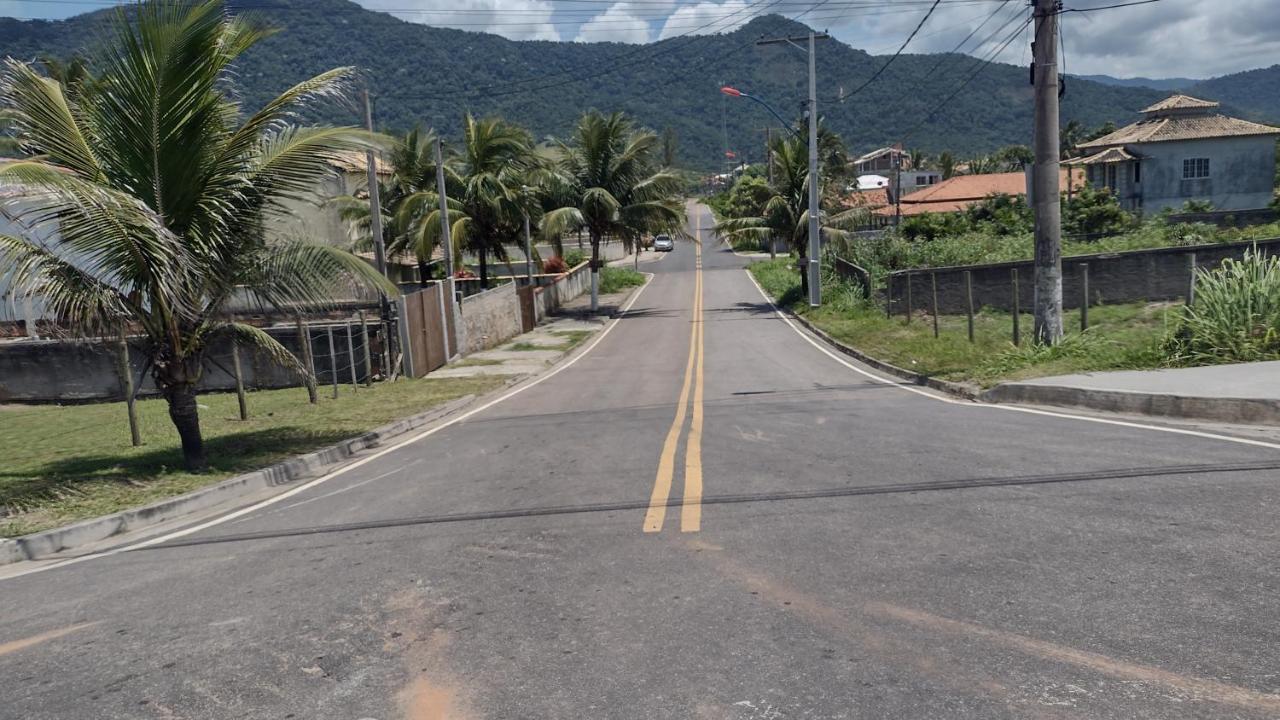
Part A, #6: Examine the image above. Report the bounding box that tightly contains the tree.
[0,1,393,470]
[992,144,1034,171]
[1083,121,1117,143]
[726,174,772,219]
[714,131,860,292]
[938,151,957,180]
[661,126,678,168]
[543,111,685,312]
[1060,119,1085,159]
[330,127,446,285]
[909,148,927,171]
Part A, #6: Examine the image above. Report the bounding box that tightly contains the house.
[853,145,910,174]
[1071,94,1280,213]
[269,151,394,249]
[873,169,1082,218]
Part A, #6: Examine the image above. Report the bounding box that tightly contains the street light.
[719,86,800,138]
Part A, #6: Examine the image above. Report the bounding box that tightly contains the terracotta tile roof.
[328,151,394,176]
[872,169,1081,217]
[1141,94,1219,114]
[1079,94,1279,150]
[841,187,889,210]
[1065,146,1139,165]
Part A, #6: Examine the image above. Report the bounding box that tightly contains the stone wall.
[0,322,385,404]
[459,281,523,354]
[886,236,1280,315]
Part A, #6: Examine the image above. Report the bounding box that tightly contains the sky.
[2,0,1278,80]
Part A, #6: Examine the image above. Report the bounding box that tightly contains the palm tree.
[543,111,685,312]
[0,1,393,470]
[330,127,444,285]
[714,132,859,295]
[938,151,957,180]
[402,115,537,289]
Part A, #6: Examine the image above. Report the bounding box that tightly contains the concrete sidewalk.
[984,361,1280,426]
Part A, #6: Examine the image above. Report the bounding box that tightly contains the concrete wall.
[459,282,522,354]
[1134,136,1277,213]
[886,236,1280,315]
[0,322,385,403]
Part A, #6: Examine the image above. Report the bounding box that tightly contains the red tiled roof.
[873,169,1082,217]
[842,188,889,210]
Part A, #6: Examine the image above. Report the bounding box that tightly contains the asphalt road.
[4,202,1280,719]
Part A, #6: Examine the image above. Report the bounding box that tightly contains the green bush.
[1165,249,1280,364]
[598,266,646,294]
[563,249,587,268]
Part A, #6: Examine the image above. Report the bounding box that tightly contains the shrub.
[1165,249,1280,364]
[453,268,477,279]
[563,249,587,268]
[542,256,568,274]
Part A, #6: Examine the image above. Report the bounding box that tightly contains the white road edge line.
[743,268,1280,452]
[3,274,657,581]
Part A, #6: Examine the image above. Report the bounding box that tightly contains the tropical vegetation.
[0,1,395,470]
[543,111,685,311]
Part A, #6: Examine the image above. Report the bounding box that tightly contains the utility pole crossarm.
[755,32,831,46]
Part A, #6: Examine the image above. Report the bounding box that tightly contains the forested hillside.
[4,1,1258,169]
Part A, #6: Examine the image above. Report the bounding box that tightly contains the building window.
[1183,157,1210,179]
[1106,165,1117,189]
[1133,161,1141,183]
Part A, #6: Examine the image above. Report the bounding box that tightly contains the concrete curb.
[981,383,1280,426]
[787,312,981,401]
[0,390,501,566]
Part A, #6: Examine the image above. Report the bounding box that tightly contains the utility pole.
[764,126,773,185]
[756,31,829,307]
[362,88,387,278]
[1031,0,1063,344]
[434,136,458,358]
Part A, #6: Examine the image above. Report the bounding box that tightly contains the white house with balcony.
[1071,94,1280,213]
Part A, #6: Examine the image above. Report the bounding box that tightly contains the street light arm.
[742,93,801,139]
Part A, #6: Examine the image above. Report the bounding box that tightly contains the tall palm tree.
[397,115,537,289]
[0,1,392,470]
[715,132,859,295]
[330,127,445,285]
[543,111,685,312]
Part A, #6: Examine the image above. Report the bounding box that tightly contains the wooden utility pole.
[362,88,388,278]
[1031,0,1063,344]
[434,136,458,358]
[116,337,142,446]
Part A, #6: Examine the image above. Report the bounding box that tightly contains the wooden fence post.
[904,272,913,323]
[297,315,317,404]
[326,325,339,400]
[231,342,248,420]
[1187,251,1197,307]
[1011,268,1021,346]
[346,321,359,391]
[1080,263,1090,332]
[964,270,975,343]
[359,310,373,387]
[930,271,939,339]
[885,272,893,319]
[116,337,142,446]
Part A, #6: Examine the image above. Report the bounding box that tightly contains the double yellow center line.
[643,219,705,534]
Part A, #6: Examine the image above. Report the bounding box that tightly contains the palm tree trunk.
[479,244,489,289]
[163,382,205,471]
[589,229,601,313]
[417,257,431,288]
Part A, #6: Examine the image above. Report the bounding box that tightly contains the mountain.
[1076,74,1198,92]
[0,1,1209,170]
[1188,65,1280,124]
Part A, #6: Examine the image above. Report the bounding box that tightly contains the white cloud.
[657,0,752,41]
[358,0,561,42]
[576,3,657,44]
[822,0,1280,80]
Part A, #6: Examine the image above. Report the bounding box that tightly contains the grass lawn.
[0,375,506,537]
[750,258,1177,388]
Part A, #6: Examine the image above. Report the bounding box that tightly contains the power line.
[1059,0,1162,12]
[825,0,942,102]
[897,8,1031,143]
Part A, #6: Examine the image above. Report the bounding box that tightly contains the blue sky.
[2,0,1277,79]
